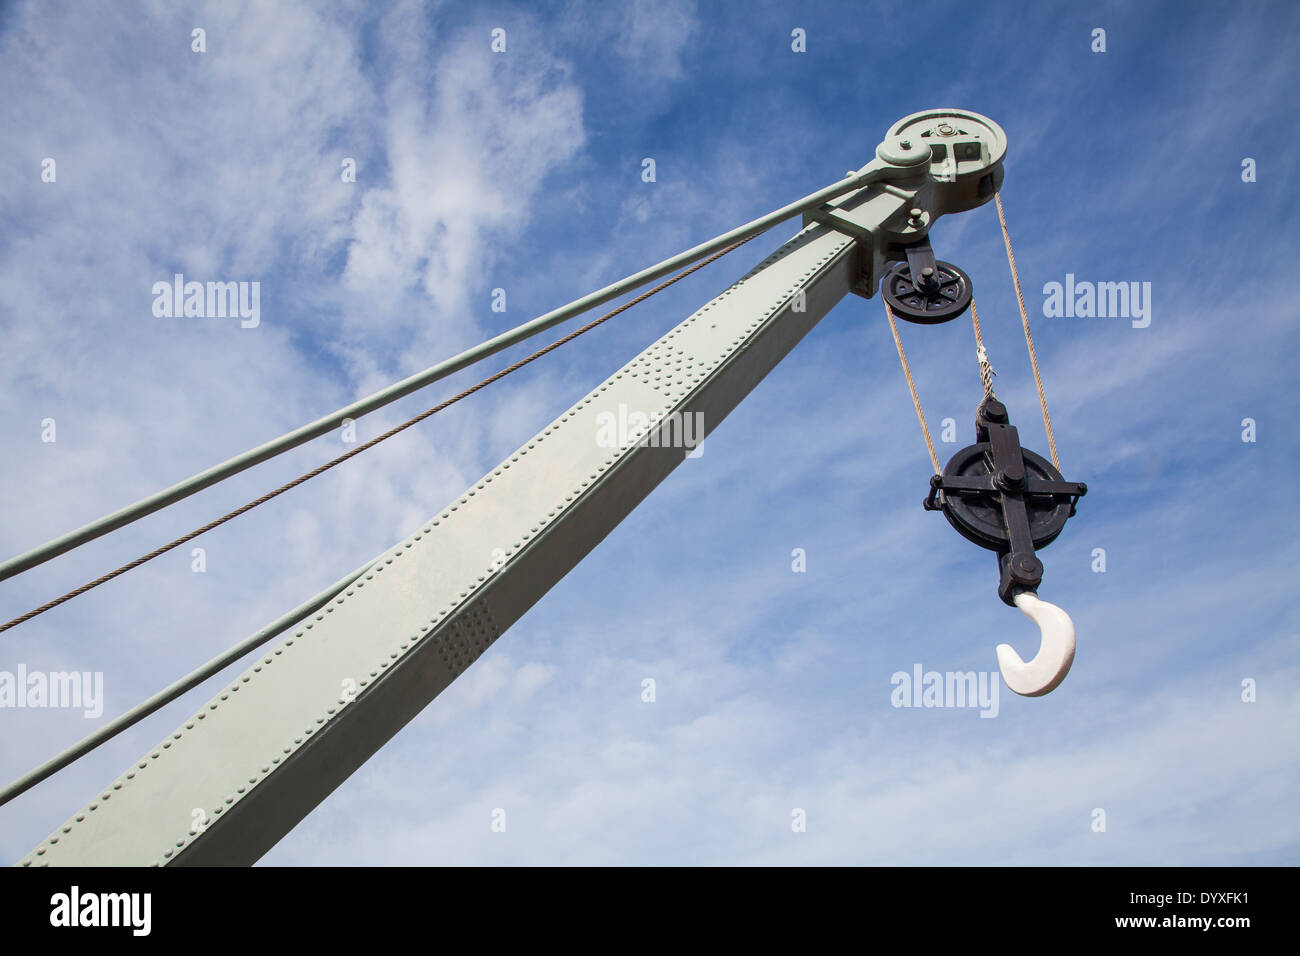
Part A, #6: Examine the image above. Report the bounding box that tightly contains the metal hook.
[996,590,1076,697]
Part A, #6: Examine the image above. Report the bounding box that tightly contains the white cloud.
[343,13,584,330]
[614,0,699,84]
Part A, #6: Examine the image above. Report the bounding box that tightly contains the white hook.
[996,591,1076,697]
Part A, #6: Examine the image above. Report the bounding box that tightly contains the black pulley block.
[881,259,973,324]
[881,236,972,324]
[934,442,1073,552]
[923,399,1086,604]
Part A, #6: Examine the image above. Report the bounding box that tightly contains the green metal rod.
[0,556,379,808]
[0,166,880,583]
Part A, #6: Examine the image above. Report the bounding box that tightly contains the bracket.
[802,108,1006,300]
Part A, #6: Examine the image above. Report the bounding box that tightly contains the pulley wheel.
[881,259,972,324]
[939,442,1072,551]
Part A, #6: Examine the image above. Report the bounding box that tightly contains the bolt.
[938,123,954,135]
[900,139,911,149]
[909,207,923,220]
[1013,555,1042,579]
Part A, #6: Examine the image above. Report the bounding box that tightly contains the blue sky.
[0,0,1296,865]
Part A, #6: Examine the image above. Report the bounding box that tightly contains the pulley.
[924,398,1087,606]
[881,235,973,324]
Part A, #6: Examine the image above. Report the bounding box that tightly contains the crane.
[10,108,1085,866]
